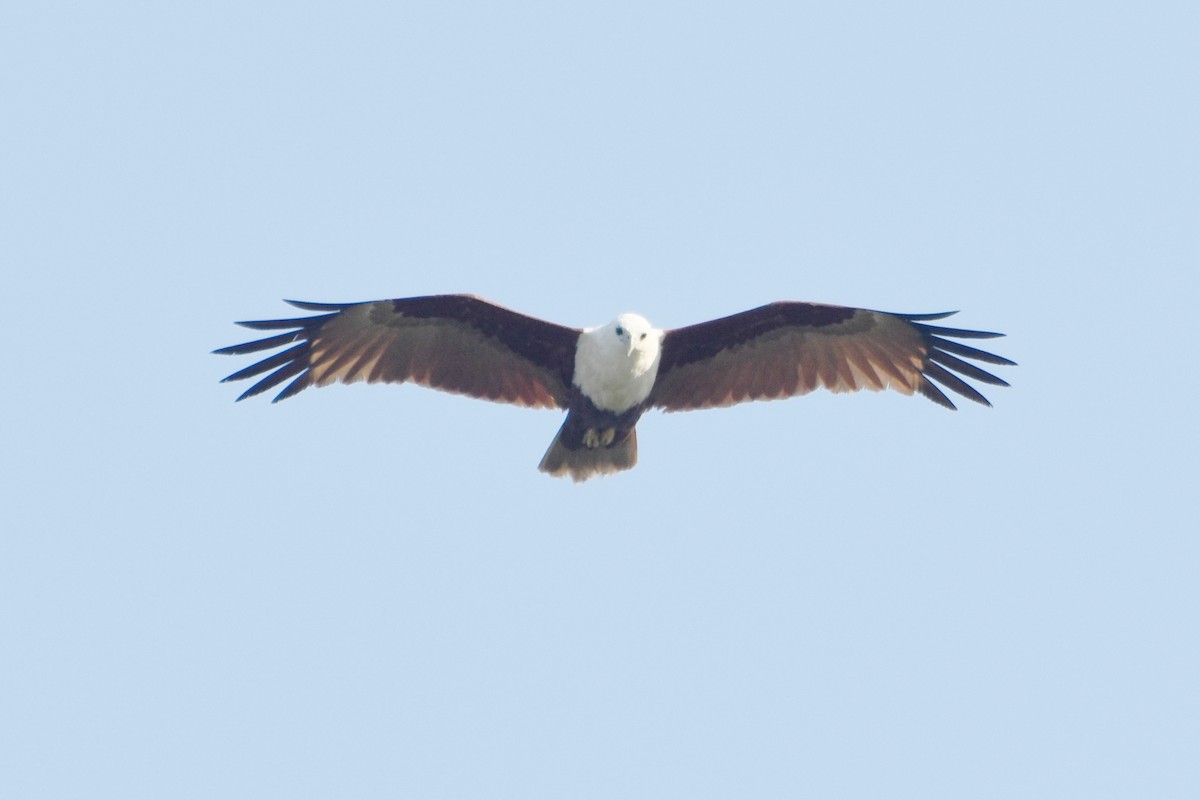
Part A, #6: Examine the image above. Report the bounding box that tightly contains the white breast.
[573,325,663,413]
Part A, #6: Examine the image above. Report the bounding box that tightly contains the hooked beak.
[626,339,636,357]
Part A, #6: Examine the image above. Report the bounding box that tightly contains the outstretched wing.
[215,294,580,409]
[649,302,1014,411]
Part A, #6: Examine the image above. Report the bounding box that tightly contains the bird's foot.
[583,428,617,449]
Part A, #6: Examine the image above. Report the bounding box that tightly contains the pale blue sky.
[2,2,1197,798]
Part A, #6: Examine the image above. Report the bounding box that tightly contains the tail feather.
[539,422,638,482]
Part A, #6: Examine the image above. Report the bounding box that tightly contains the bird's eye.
[640,333,647,340]
[615,326,624,336]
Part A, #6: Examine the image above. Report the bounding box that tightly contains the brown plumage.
[215,296,578,407]
[216,295,1014,479]
[650,302,1012,411]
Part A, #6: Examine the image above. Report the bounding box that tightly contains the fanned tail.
[538,415,638,482]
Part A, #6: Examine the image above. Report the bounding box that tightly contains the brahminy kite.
[215,295,1013,481]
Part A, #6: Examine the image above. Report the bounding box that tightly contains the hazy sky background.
[3,2,1197,797]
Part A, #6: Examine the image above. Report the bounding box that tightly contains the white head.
[572,312,664,412]
[607,313,660,360]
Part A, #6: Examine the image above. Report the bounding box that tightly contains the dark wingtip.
[270,373,310,403]
[908,313,1016,409]
[284,299,356,311]
[913,322,1006,340]
[234,313,336,331]
[216,301,342,402]
[917,376,958,410]
[901,310,959,321]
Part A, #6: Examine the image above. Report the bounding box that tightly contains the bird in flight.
[216,295,1014,481]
